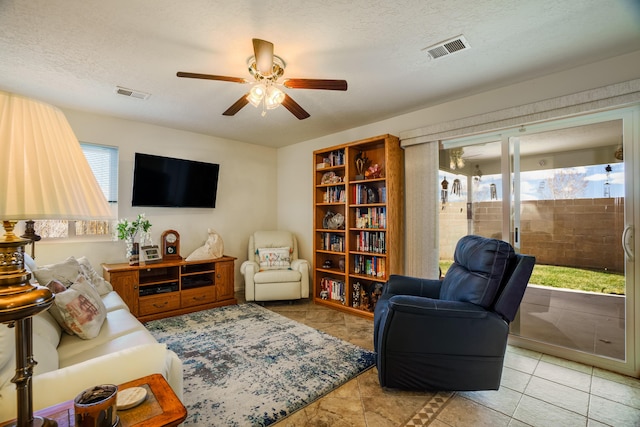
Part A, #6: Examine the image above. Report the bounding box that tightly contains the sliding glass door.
[438,107,639,376]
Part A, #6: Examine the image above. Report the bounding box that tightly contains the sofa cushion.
[440,235,515,309]
[101,291,130,312]
[59,330,157,368]
[32,330,59,376]
[49,275,107,339]
[33,310,63,349]
[0,324,16,392]
[257,246,291,270]
[56,308,147,362]
[253,269,301,284]
[0,313,61,391]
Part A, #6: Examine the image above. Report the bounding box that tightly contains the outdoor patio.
[514,284,625,360]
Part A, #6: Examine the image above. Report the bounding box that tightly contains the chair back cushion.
[440,235,515,309]
[248,231,299,265]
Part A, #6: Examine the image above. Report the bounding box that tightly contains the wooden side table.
[1,374,186,427]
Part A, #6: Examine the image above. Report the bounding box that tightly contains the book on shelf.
[319,277,345,304]
[353,255,386,278]
[354,207,386,229]
[353,184,386,205]
[322,150,345,167]
[323,185,346,203]
[355,230,386,253]
[320,232,344,252]
[352,184,386,205]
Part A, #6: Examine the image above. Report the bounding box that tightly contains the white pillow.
[48,275,107,339]
[44,280,75,335]
[257,247,291,271]
[77,256,113,296]
[33,256,82,287]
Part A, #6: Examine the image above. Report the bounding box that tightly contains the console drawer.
[139,293,181,316]
[181,286,216,308]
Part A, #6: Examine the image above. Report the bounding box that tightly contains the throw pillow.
[44,280,74,335]
[77,256,113,296]
[48,275,107,339]
[33,256,82,288]
[46,279,67,294]
[257,247,291,271]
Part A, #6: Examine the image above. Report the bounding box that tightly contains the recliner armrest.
[240,261,259,301]
[388,295,488,318]
[240,260,259,276]
[290,259,308,271]
[385,274,442,298]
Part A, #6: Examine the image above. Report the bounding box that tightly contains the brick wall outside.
[440,198,625,273]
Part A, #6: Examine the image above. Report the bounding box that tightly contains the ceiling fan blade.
[281,94,310,120]
[177,71,248,84]
[252,38,274,75]
[222,94,250,116]
[283,79,348,91]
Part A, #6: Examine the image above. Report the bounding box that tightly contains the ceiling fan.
[177,38,348,120]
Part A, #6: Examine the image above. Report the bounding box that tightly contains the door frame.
[441,106,639,377]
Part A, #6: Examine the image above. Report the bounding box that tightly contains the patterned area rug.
[145,303,376,426]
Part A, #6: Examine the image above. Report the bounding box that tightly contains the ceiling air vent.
[115,86,150,100]
[423,35,470,60]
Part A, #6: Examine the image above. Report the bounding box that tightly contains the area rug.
[145,303,376,426]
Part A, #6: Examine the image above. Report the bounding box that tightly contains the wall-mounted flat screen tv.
[132,152,220,208]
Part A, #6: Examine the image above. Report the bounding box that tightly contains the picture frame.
[140,245,162,264]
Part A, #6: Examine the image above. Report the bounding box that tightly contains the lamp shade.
[0,91,112,220]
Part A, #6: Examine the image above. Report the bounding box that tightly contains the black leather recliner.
[373,235,535,391]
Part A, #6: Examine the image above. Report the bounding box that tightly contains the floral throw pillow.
[77,256,113,296]
[33,256,82,287]
[257,247,292,271]
[48,275,107,339]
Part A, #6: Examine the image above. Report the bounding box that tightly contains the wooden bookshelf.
[313,134,404,318]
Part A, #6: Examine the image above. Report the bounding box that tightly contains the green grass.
[439,261,625,295]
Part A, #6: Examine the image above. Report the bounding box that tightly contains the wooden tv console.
[102,256,236,322]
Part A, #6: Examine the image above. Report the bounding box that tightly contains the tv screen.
[132,153,220,208]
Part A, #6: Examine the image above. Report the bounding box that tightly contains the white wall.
[29,50,640,291]
[277,50,640,268]
[33,110,278,290]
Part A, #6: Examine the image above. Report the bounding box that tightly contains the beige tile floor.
[235,294,640,427]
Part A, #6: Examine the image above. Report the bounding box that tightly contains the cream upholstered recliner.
[240,231,310,302]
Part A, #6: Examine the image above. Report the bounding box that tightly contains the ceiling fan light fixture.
[247,84,266,107]
[265,86,285,109]
[177,38,343,120]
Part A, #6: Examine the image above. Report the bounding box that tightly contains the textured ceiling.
[1,0,639,148]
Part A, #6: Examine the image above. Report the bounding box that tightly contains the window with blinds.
[34,143,118,239]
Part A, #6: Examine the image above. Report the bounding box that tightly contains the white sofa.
[0,256,183,421]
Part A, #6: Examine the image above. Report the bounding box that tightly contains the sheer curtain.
[402,140,439,278]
